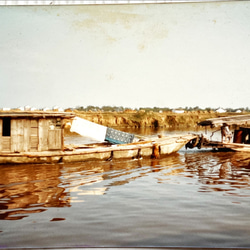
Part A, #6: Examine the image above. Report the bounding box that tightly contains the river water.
[1,128,250,248]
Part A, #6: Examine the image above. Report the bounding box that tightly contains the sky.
[1,1,250,110]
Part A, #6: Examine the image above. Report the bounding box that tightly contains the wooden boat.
[186,114,250,152]
[0,111,197,164]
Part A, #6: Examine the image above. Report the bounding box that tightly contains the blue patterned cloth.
[105,127,134,144]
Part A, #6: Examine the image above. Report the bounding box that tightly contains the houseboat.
[0,111,197,164]
[186,114,250,152]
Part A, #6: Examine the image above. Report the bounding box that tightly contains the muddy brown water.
[1,129,250,248]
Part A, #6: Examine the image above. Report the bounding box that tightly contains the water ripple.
[1,150,250,248]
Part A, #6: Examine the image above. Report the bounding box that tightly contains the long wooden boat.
[0,111,197,164]
[186,114,250,152]
[0,134,197,164]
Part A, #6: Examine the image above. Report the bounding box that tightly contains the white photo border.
[0,0,242,6]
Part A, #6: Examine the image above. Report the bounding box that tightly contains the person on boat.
[211,123,232,143]
[221,123,232,143]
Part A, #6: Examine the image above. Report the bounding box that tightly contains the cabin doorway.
[2,118,11,136]
[1,118,11,151]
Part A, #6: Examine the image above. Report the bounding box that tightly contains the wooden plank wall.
[0,118,64,153]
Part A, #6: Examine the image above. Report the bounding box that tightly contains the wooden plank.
[23,119,31,152]
[11,119,21,152]
[30,136,38,148]
[19,119,25,152]
[30,119,38,128]
[38,119,49,151]
[30,127,38,135]
[48,129,62,150]
[2,137,11,152]
[10,119,17,143]
[30,119,38,151]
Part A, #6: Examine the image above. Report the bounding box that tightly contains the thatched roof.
[198,114,250,127]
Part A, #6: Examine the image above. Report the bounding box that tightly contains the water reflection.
[60,162,109,202]
[1,150,250,221]
[184,151,250,196]
[0,164,70,220]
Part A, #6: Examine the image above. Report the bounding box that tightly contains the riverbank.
[69,110,246,130]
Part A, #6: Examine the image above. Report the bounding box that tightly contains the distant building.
[53,106,64,112]
[17,106,25,111]
[172,109,185,114]
[2,108,11,111]
[215,108,226,113]
[24,105,31,111]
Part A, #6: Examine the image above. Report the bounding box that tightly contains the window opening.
[2,118,11,136]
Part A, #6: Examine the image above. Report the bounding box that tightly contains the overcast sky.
[1,1,250,109]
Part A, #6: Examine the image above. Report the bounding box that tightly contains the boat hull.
[0,134,197,164]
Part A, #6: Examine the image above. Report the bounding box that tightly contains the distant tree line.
[76,106,128,112]
[75,106,250,113]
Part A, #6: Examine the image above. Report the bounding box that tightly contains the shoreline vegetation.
[70,109,249,131]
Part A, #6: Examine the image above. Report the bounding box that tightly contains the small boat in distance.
[0,111,197,164]
[186,114,250,152]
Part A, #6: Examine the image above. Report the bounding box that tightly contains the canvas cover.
[70,117,107,142]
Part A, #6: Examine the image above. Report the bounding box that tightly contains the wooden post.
[152,143,160,159]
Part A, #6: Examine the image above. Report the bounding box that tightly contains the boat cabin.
[0,111,74,153]
[198,114,250,145]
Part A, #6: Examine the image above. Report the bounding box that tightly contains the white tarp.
[70,117,107,142]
